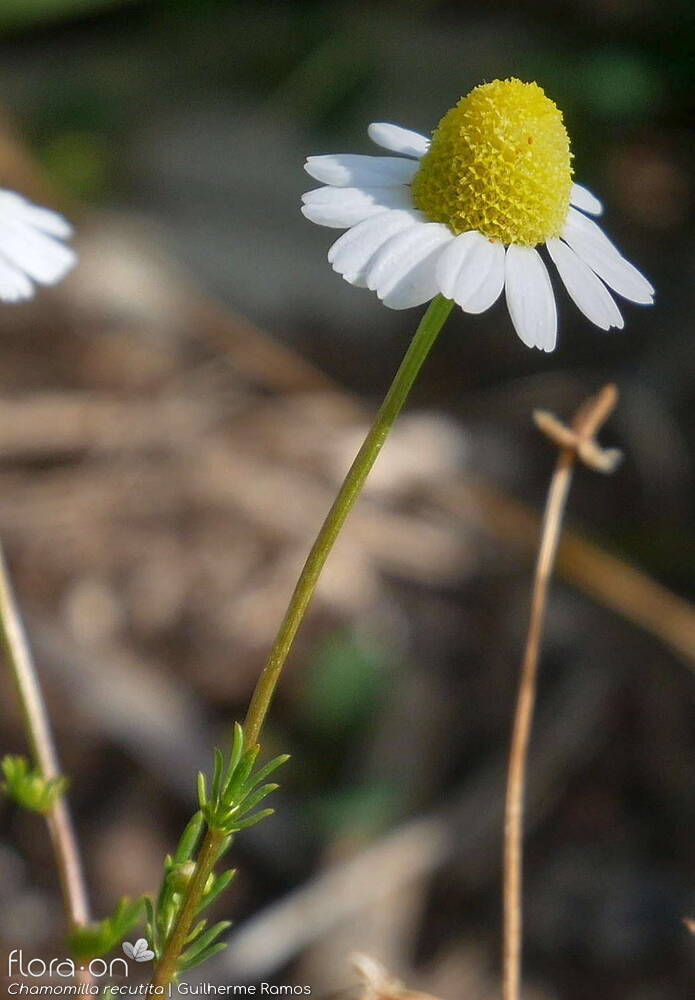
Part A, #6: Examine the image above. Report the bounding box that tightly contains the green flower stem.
[243,293,454,749]
[149,295,453,992]
[151,827,224,989]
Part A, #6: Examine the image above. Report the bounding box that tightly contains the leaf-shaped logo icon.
[122,938,155,962]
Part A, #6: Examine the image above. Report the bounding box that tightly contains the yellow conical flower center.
[411,79,573,246]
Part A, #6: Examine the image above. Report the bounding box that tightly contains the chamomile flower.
[301,79,654,352]
[0,189,76,302]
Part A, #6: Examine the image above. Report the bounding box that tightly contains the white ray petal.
[562,207,654,304]
[546,238,623,331]
[301,185,414,228]
[365,222,453,309]
[0,255,34,301]
[367,123,430,159]
[570,183,603,216]
[435,231,479,299]
[304,154,418,188]
[0,189,73,237]
[0,220,76,285]
[504,245,557,352]
[435,231,505,313]
[328,209,425,287]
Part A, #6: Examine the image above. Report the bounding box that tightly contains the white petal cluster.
[0,190,76,302]
[301,124,654,352]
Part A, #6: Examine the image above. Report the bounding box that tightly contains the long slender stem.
[0,542,91,932]
[243,294,454,748]
[502,448,575,1000]
[151,295,454,991]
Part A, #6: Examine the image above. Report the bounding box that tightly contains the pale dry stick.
[502,385,620,1000]
[0,542,92,972]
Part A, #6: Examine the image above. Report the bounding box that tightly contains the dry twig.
[503,385,621,1000]
[352,952,441,1000]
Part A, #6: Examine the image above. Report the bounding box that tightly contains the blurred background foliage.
[0,2,692,999]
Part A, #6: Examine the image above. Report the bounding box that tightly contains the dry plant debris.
[351,953,441,1000]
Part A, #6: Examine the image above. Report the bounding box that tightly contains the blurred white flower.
[0,190,76,302]
[302,79,654,352]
